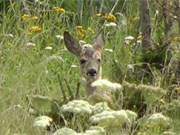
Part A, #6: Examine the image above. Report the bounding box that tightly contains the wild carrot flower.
[33,115,52,129]
[53,7,65,14]
[91,79,122,92]
[104,13,116,22]
[104,22,117,27]
[55,35,64,40]
[104,48,113,53]
[61,100,93,114]
[79,40,86,45]
[145,113,171,129]
[124,36,135,45]
[71,64,78,68]
[90,110,137,128]
[26,42,36,48]
[83,126,105,135]
[53,127,77,135]
[45,46,53,50]
[92,102,112,114]
[21,14,38,21]
[5,33,14,38]
[29,26,42,33]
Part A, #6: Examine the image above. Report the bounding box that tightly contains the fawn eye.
[97,58,101,62]
[80,59,87,64]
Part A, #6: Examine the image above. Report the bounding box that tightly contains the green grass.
[0,0,179,134]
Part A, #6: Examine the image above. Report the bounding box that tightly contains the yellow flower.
[22,14,38,21]
[22,14,31,21]
[29,26,42,33]
[104,13,116,22]
[137,34,143,40]
[96,13,102,17]
[87,27,94,34]
[75,25,86,39]
[31,16,38,20]
[53,7,65,14]
[172,36,180,43]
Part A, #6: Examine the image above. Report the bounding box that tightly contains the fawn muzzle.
[87,68,97,77]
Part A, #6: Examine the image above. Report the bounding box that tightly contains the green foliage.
[0,0,179,134]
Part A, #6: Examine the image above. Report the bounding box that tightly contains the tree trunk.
[162,0,173,36]
[139,0,151,50]
[174,0,180,33]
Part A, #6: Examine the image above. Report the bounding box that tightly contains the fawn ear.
[93,34,104,51]
[64,31,81,56]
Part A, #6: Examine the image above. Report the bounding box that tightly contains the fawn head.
[64,31,104,83]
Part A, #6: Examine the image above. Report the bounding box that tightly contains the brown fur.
[63,31,104,95]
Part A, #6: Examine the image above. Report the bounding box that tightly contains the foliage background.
[0,0,179,134]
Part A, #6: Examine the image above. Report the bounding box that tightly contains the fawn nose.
[87,68,97,76]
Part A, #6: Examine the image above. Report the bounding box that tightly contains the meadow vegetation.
[0,0,179,134]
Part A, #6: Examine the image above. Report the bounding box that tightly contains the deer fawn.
[63,31,104,96]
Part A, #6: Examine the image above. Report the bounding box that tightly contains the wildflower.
[22,14,31,21]
[127,64,134,72]
[104,48,113,53]
[56,35,64,40]
[162,131,176,135]
[21,14,38,21]
[104,22,117,27]
[96,13,102,17]
[82,126,105,135]
[125,36,134,41]
[5,33,14,38]
[91,79,122,92]
[33,115,52,129]
[45,46,53,50]
[53,127,77,135]
[172,36,180,43]
[61,100,93,115]
[145,113,171,129]
[124,36,135,45]
[87,27,95,34]
[79,40,86,45]
[53,7,65,14]
[90,110,137,128]
[138,84,166,104]
[26,42,36,48]
[29,26,42,33]
[125,110,137,121]
[46,55,64,62]
[71,64,78,68]
[104,13,116,22]
[76,25,86,39]
[92,102,112,114]
[137,33,143,40]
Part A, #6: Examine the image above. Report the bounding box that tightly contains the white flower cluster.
[91,79,122,92]
[90,110,137,128]
[123,81,166,104]
[53,127,77,135]
[61,100,93,115]
[124,36,135,44]
[104,22,117,27]
[33,115,52,129]
[138,84,166,104]
[53,126,105,135]
[92,102,112,114]
[145,113,171,129]
[77,126,105,135]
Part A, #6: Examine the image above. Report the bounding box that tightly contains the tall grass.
[0,0,179,134]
